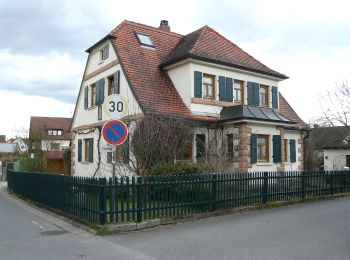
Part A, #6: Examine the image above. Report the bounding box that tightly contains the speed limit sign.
[103,94,129,119]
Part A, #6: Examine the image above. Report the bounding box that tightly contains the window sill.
[98,60,104,65]
[88,106,97,110]
[191,98,242,107]
[256,162,273,166]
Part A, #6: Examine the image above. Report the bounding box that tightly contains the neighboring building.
[310,126,350,171]
[29,116,72,174]
[70,20,308,178]
[0,143,17,161]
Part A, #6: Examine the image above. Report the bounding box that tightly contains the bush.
[150,163,200,176]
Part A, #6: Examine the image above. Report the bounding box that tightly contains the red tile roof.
[104,20,305,128]
[30,117,72,140]
[161,26,288,79]
[279,93,309,129]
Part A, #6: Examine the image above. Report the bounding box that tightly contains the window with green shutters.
[84,138,94,162]
[290,139,296,163]
[84,86,88,109]
[78,139,82,162]
[194,71,202,98]
[251,133,257,164]
[100,44,109,60]
[96,78,105,106]
[247,82,260,106]
[273,135,281,163]
[218,76,233,102]
[271,86,278,109]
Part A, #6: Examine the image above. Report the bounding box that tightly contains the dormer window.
[47,129,63,136]
[135,32,154,48]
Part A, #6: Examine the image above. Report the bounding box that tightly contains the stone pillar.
[236,123,252,173]
[276,126,285,172]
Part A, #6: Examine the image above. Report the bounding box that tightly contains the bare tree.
[320,82,350,128]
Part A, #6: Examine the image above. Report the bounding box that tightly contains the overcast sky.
[1,0,349,138]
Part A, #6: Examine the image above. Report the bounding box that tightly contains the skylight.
[135,32,154,48]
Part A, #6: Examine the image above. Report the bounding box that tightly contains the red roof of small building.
[86,20,307,129]
[30,117,72,140]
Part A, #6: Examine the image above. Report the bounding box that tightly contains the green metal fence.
[7,170,350,225]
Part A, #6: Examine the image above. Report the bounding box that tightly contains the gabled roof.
[311,126,350,149]
[82,20,305,128]
[30,116,72,140]
[160,26,288,80]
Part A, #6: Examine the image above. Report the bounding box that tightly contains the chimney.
[159,20,170,32]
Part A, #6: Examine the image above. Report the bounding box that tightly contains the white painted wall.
[167,63,191,108]
[86,41,117,75]
[324,149,350,171]
[72,40,142,129]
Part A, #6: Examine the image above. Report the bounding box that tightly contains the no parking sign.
[102,120,128,145]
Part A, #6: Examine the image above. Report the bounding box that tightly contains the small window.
[196,134,206,162]
[107,147,122,163]
[107,75,115,96]
[84,138,93,162]
[260,85,269,107]
[50,142,60,150]
[227,134,234,162]
[202,74,215,99]
[234,80,244,103]
[257,135,269,162]
[135,32,154,48]
[90,84,96,107]
[47,130,53,135]
[100,45,109,60]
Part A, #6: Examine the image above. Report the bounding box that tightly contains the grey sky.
[0,0,349,137]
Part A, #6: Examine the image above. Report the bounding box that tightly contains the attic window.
[135,32,154,48]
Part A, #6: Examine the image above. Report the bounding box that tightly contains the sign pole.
[112,145,116,179]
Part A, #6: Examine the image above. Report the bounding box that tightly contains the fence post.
[212,173,217,211]
[136,177,143,223]
[301,172,306,200]
[262,172,268,204]
[330,171,334,195]
[98,178,107,225]
[109,177,114,223]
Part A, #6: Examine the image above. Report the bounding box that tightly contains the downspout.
[303,129,310,171]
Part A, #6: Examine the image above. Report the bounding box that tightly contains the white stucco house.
[70,20,309,178]
[311,126,350,171]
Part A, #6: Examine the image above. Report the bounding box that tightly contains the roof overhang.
[85,34,116,53]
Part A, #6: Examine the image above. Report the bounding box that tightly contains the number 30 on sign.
[103,94,129,119]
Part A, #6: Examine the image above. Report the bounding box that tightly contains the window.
[47,129,63,136]
[90,84,96,107]
[107,75,115,96]
[100,44,109,60]
[196,134,206,162]
[84,138,93,162]
[202,74,215,99]
[234,80,244,103]
[50,142,60,150]
[257,135,269,162]
[107,147,122,163]
[260,85,269,107]
[284,139,289,162]
[135,32,154,47]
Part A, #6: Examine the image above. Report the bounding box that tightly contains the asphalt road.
[1,181,350,260]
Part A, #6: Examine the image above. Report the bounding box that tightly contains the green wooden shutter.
[247,82,254,105]
[219,76,226,101]
[122,136,129,164]
[290,139,296,163]
[253,82,260,106]
[100,78,105,105]
[89,138,94,162]
[103,45,109,60]
[78,139,82,162]
[194,71,202,98]
[273,135,281,163]
[96,80,100,105]
[272,86,278,109]
[226,77,233,102]
[251,133,257,164]
[84,86,88,109]
[114,71,120,94]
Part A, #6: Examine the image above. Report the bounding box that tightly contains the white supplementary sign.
[103,94,129,119]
